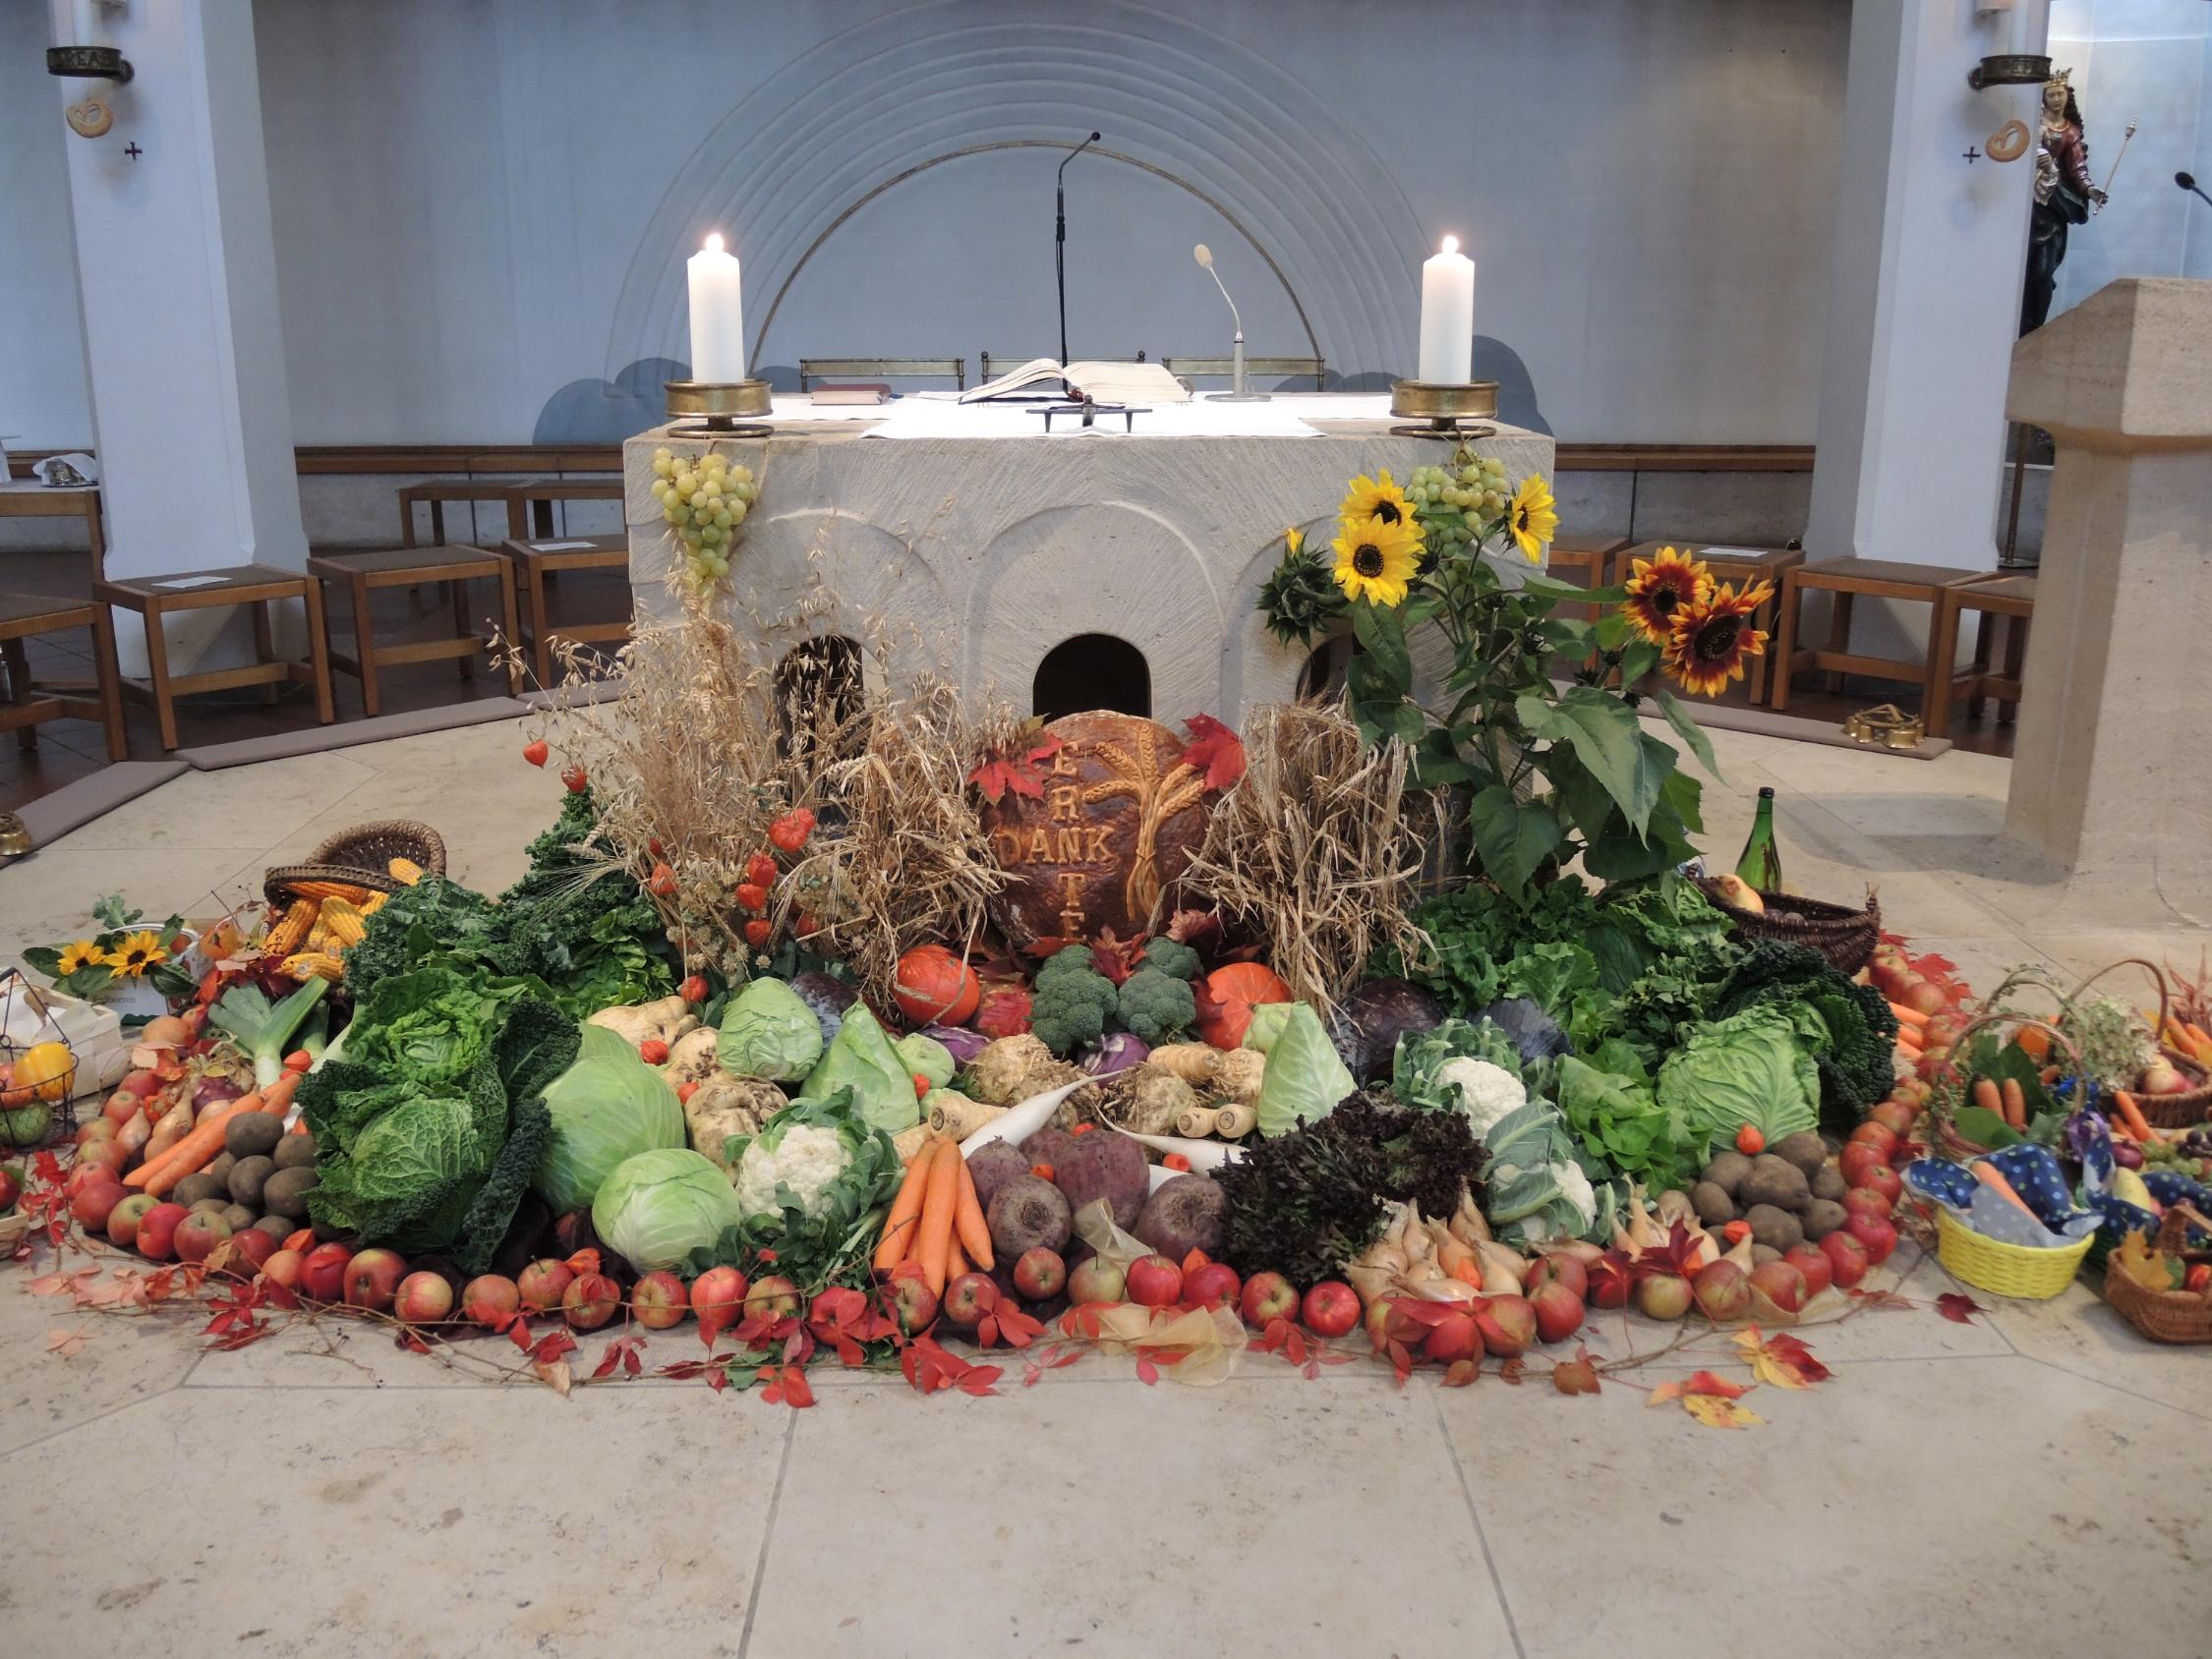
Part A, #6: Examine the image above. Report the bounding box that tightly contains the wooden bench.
[1768,557,1973,715]
[508,476,624,540]
[1614,542,1805,704]
[308,544,521,716]
[396,480,528,548]
[0,592,127,760]
[94,566,333,751]
[498,535,632,685]
[1928,573,2036,735]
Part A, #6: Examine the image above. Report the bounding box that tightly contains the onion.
[192,1076,245,1112]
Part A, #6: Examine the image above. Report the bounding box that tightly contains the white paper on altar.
[862,397,1326,440]
[767,396,906,423]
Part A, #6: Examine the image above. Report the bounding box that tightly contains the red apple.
[1839,1142,1889,1187]
[691,1265,749,1339]
[630,1271,689,1330]
[517,1258,573,1313]
[118,1068,161,1101]
[105,1191,157,1248]
[1301,1280,1360,1339]
[1126,1254,1185,1309]
[342,1247,407,1312]
[462,1274,521,1328]
[215,1229,276,1278]
[561,1272,621,1330]
[1529,1280,1586,1344]
[1851,1163,1903,1207]
[1819,1230,1872,1288]
[1892,1077,1932,1108]
[941,1271,997,1330]
[1423,1310,1482,1364]
[1847,1119,1899,1155]
[1587,1254,1631,1309]
[0,1164,18,1213]
[1635,1274,1692,1322]
[172,1211,232,1265]
[1870,1101,1918,1139]
[1782,1243,1834,1299]
[1526,1253,1589,1302]
[1181,1261,1240,1310]
[885,1265,938,1335]
[1902,979,1948,1017]
[394,1271,455,1325]
[1013,1247,1068,1301]
[1749,1259,1808,1315]
[1692,1259,1751,1323]
[1842,1186,1895,1226]
[300,1241,354,1301]
[1476,1293,1539,1354]
[134,1201,189,1261]
[1845,1212,1898,1264]
[70,1175,126,1230]
[66,1161,119,1201]
[1239,1271,1298,1327]
[745,1274,802,1323]
[74,1117,115,1149]
[260,1247,307,1292]
[1069,1256,1127,1306]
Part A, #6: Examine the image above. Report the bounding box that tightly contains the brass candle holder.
[1388,379,1499,439]
[665,379,774,437]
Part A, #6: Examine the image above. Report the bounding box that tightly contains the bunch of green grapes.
[649,445,756,586]
[1406,454,1511,545]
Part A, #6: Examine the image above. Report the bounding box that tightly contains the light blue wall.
[0,11,90,452]
[9,0,1855,449]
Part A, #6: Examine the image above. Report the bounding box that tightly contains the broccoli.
[1135,937,1201,981]
[1029,952,1119,1056]
[1118,968,1197,1045]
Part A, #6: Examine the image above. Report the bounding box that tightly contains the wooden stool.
[0,592,128,760]
[499,535,633,685]
[308,544,522,716]
[1614,542,1805,704]
[1546,535,1631,618]
[93,567,333,752]
[397,480,528,548]
[1769,557,1970,715]
[1927,573,2035,737]
[509,477,624,540]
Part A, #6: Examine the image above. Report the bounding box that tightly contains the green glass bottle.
[1735,786,1783,892]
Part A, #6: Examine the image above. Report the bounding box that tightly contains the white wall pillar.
[50,0,306,671]
[1806,0,2046,619]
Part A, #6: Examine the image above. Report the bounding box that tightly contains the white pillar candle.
[73,0,97,43]
[1417,236,1477,384]
[686,233,746,383]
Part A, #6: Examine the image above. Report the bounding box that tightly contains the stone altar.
[621,397,1553,726]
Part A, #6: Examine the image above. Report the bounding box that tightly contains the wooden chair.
[507,477,624,540]
[979,351,1147,381]
[1162,355,1327,390]
[93,567,333,751]
[0,592,127,760]
[1546,535,1632,618]
[1768,557,1969,715]
[797,358,965,392]
[1926,573,2035,736]
[498,535,632,685]
[396,479,528,548]
[308,544,521,716]
[1613,541,1805,704]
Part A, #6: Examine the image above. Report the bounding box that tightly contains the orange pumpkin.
[1196,962,1294,1050]
[893,944,982,1026]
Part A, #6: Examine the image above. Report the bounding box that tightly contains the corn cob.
[387,857,424,887]
[318,896,367,947]
[306,917,331,953]
[285,880,377,904]
[281,951,346,982]
[263,896,319,957]
[359,890,389,918]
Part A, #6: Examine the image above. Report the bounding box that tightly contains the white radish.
[959,1078,1088,1156]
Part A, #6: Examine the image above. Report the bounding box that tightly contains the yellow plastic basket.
[1936,1208,2094,1300]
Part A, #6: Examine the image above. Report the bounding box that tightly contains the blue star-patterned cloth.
[1903,1138,2098,1248]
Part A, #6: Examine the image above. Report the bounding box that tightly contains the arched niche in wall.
[1032,632,1151,722]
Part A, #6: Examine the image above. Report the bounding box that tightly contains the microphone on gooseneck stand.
[2178,171,2212,208]
[1057,131,1101,373]
[1193,244,1268,402]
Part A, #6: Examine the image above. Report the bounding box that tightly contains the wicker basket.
[2100,1205,2212,1344]
[0,1209,29,1253]
[1930,1014,2084,1161]
[264,821,445,908]
[1696,882,1881,974]
[2066,958,2212,1129]
[1936,1206,2094,1299]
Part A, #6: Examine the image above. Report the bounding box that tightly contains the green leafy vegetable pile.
[690,1089,906,1293]
[1708,940,1898,1127]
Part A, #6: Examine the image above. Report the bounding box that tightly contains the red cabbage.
[1080,1033,1150,1075]
[921,1024,991,1066]
[1331,978,1445,1081]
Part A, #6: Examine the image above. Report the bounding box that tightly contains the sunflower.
[1620,547,1714,646]
[1331,513,1424,607]
[1339,471,1416,532]
[56,940,107,976]
[1507,474,1559,562]
[107,930,167,978]
[1284,526,1304,557]
[1662,579,1775,697]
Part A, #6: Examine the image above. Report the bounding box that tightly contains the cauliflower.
[1435,1058,1526,1132]
[1519,1159,1599,1243]
[732,1120,851,1221]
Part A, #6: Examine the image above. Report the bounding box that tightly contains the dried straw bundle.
[1181,701,1440,1016]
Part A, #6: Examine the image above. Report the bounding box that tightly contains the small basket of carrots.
[2101,1203,2212,1344]
[1925,1014,2080,1163]
[2061,957,2212,1130]
[872,1134,993,1302]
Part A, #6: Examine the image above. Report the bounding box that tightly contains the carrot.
[1970,1161,2038,1219]
[952,1153,994,1272]
[2015,1026,2051,1063]
[1970,1078,2003,1119]
[2000,1077,2027,1130]
[914,1141,960,1297]
[259,1072,300,1117]
[2112,1089,2155,1143]
[125,1096,261,1190]
[1894,1028,1923,1055]
[1887,1001,1931,1027]
[872,1138,937,1273]
[2183,1023,2212,1066]
[947,1236,968,1281]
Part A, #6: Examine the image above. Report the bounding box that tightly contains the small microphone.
[2179,170,2212,207]
[1193,244,1267,401]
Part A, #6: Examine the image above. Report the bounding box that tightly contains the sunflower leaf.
[1350,600,1412,692]
[1518,687,1662,833]
[1655,688,1721,780]
[1467,787,1563,899]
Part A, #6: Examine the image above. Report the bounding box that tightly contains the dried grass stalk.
[1181,700,1440,1016]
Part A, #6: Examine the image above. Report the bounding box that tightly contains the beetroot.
[965,1141,1030,1216]
[1020,1126,1079,1173]
[986,1174,1073,1261]
[1053,1131,1148,1230]
[1134,1173,1224,1261]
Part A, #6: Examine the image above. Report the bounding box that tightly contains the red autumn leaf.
[395,1330,432,1356]
[957,1364,1003,1398]
[1847,1286,1914,1311]
[993,1304,1045,1348]
[1441,1357,1480,1387]
[508,1313,536,1352]
[1498,1357,1527,1386]
[761,1363,815,1408]
[1552,1345,1601,1396]
[1386,1338,1415,1389]
[1135,1355,1160,1386]
[1935,1291,1986,1325]
[967,732,1063,804]
[1180,714,1247,792]
[531,1330,577,1366]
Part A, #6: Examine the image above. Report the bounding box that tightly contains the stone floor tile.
[746,1378,1516,1657]
[0,1275,202,1457]
[45,750,378,854]
[1967,1273,2212,1423]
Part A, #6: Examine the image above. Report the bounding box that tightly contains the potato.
[1738,1154,1810,1212]
[1702,1150,1753,1197]
[986,1174,1072,1260]
[228,1154,275,1208]
[1134,1174,1224,1261]
[253,1215,294,1241]
[204,1152,237,1186]
[172,1172,227,1209]
[219,1203,257,1231]
[1744,1202,1805,1254]
[1809,1165,1848,1204]
[1691,1180,1737,1228]
[188,1198,229,1218]
[1771,1130,1828,1178]
[224,1114,283,1161]
[1800,1199,1849,1241]
[261,1166,319,1220]
[1751,1242,1782,1266]
[1053,1132,1148,1230]
[271,1134,318,1171]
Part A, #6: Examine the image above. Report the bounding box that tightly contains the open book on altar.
[960,358,1192,404]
